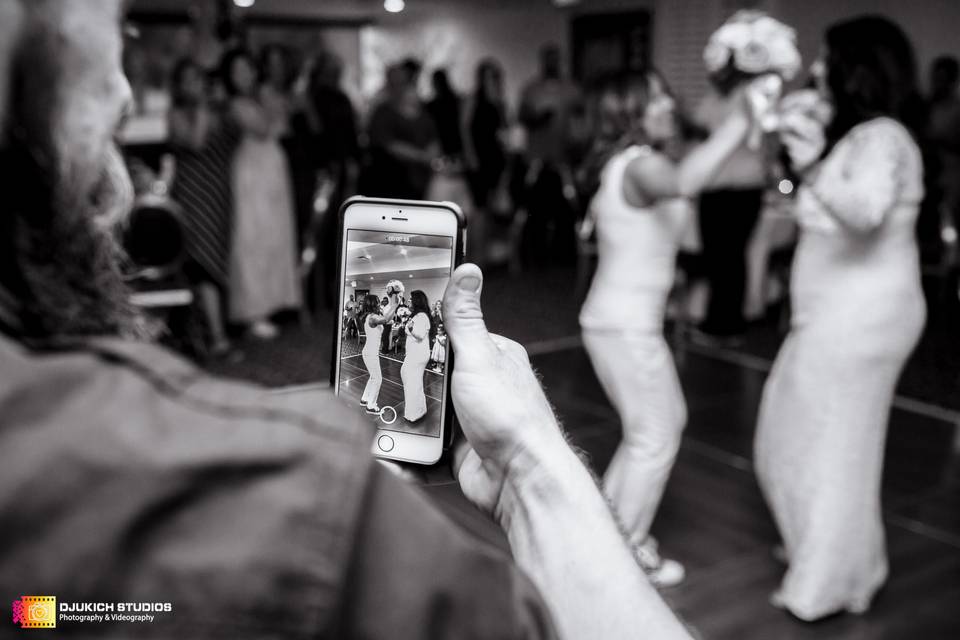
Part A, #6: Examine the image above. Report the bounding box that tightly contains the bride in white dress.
[579,70,758,586]
[756,17,926,620]
[401,290,434,422]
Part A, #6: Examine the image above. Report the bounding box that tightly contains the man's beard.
[0,129,145,340]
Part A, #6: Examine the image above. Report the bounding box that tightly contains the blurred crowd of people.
[129,27,595,355]
[121,6,960,368]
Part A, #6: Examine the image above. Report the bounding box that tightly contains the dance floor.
[415,342,960,639]
[337,336,444,437]
[211,266,960,639]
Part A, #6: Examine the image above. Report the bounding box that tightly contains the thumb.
[443,263,496,366]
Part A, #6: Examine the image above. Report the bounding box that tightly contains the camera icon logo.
[12,596,56,629]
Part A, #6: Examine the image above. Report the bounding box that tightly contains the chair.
[122,187,208,358]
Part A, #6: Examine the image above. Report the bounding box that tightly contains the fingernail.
[458,275,481,293]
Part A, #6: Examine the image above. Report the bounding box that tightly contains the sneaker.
[249,320,279,340]
[633,538,686,588]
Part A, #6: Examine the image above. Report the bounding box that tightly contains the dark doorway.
[571,10,652,87]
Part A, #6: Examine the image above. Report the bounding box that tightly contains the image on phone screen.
[337,229,452,437]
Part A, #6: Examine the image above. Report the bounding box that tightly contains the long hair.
[408,290,436,345]
[823,16,922,153]
[579,70,674,201]
[0,24,144,339]
[474,58,503,104]
[360,293,380,329]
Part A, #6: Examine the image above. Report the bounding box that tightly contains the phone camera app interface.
[338,230,452,437]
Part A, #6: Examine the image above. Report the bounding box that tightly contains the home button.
[377,435,395,452]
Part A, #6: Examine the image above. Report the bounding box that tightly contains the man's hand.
[442,264,694,640]
[442,264,566,515]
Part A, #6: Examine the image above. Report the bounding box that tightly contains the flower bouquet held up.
[704,11,802,83]
[385,279,405,297]
[704,10,802,148]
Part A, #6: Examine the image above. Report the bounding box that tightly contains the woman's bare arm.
[624,110,751,204]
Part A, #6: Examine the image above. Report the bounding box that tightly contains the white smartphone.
[332,197,464,465]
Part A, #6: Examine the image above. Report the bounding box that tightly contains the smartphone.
[332,197,464,465]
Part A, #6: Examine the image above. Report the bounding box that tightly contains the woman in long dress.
[401,290,434,422]
[579,71,756,587]
[360,292,399,414]
[168,58,238,355]
[221,49,301,339]
[755,17,926,621]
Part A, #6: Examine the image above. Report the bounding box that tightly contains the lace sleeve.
[805,119,915,233]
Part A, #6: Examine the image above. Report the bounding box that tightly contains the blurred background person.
[427,69,465,164]
[464,58,510,264]
[518,43,584,266]
[167,58,238,356]
[260,44,321,255]
[691,42,771,343]
[924,55,960,242]
[222,48,301,340]
[465,59,509,210]
[366,59,440,200]
[579,68,756,587]
[756,16,926,621]
[310,51,360,308]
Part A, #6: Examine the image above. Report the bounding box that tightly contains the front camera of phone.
[381,216,385,220]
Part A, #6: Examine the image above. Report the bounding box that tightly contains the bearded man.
[0,2,691,639]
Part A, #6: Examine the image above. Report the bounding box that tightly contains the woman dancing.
[360,292,399,414]
[401,290,434,422]
[755,16,926,620]
[579,70,758,586]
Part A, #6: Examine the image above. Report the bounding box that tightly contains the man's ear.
[0,0,25,141]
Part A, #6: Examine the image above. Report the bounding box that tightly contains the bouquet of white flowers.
[385,279,405,296]
[703,11,802,82]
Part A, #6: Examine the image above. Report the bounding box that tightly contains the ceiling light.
[234,0,255,7]
[384,0,405,13]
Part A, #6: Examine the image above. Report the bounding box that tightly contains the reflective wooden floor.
[214,266,960,639]
[420,341,960,640]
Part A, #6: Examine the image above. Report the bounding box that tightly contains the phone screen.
[337,229,453,438]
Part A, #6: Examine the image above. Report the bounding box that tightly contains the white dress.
[401,313,431,421]
[579,145,690,542]
[360,316,384,408]
[755,118,926,620]
[228,95,301,322]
